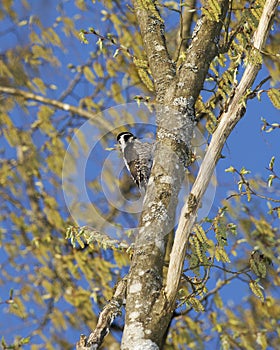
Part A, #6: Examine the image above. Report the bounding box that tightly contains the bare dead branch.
[165,0,279,305]
[76,277,127,350]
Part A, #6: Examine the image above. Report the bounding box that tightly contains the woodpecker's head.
[117,132,136,151]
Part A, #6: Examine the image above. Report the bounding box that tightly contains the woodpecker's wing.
[123,139,154,191]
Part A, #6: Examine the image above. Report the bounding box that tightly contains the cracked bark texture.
[121,1,229,349]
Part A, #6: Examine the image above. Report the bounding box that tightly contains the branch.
[247,75,271,99]
[166,0,230,105]
[131,0,175,102]
[165,0,279,305]
[226,191,280,203]
[179,267,251,315]
[0,86,111,130]
[76,277,127,350]
[175,0,197,60]
[80,28,133,59]
[58,57,95,102]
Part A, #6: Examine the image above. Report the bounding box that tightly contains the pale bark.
[165,0,279,306]
[175,0,197,59]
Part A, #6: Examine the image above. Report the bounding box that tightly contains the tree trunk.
[121,1,229,349]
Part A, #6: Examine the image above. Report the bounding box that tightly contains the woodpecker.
[117,131,154,192]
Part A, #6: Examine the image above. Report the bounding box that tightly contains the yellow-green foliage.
[0,1,279,349]
[268,88,280,109]
[202,0,221,22]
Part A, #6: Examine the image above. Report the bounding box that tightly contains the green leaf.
[83,66,95,84]
[79,30,89,44]
[193,224,208,244]
[267,174,275,187]
[221,334,230,350]
[93,61,104,78]
[32,77,47,95]
[268,156,275,170]
[240,167,251,175]
[246,187,251,202]
[225,166,236,173]
[249,280,264,301]
[18,20,28,26]
[256,332,267,350]
[267,89,280,109]
[215,246,231,263]
[96,37,103,52]
[238,180,243,192]
[202,0,221,22]
[227,223,237,235]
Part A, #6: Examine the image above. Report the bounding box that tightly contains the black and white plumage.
[117,131,154,192]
